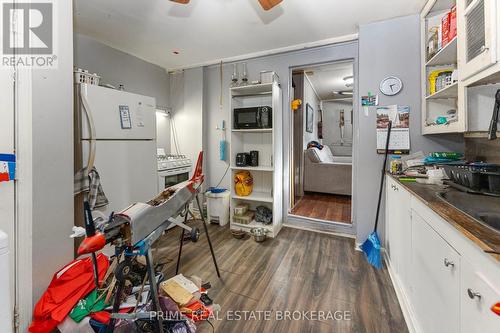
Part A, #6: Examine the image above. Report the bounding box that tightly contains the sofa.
[304,146,352,196]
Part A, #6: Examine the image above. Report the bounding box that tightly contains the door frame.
[285,58,359,236]
[15,67,34,332]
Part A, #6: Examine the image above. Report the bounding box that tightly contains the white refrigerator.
[79,84,159,218]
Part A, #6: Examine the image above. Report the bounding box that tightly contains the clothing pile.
[29,254,217,333]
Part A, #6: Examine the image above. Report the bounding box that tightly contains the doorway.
[290,61,354,225]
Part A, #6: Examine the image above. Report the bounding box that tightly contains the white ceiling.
[74,0,426,70]
[302,62,354,101]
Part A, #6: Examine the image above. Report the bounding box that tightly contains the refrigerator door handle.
[81,84,97,175]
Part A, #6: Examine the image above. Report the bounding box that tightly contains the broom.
[361,120,393,269]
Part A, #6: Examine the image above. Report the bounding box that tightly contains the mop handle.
[373,121,392,233]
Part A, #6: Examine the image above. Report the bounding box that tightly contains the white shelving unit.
[229,82,283,238]
[421,0,465,134]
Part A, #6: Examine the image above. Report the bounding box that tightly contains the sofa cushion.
[306,148,321,163]
[307,146,335,163]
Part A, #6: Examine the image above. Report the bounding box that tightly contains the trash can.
[0,230,12,332]
[206,188,230,226]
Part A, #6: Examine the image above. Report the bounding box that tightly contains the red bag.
[29,254,109,333]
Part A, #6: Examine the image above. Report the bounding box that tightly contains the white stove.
[157,149,192,189]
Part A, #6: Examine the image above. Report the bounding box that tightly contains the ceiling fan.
[169,0,283,11]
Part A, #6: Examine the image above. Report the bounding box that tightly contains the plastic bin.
[206,189,230,226]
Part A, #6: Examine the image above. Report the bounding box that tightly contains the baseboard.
[383,252,419,333]
[285,214,355,236]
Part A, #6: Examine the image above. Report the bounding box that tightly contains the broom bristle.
[361,232,382,269]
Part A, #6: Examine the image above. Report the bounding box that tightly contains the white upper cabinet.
[421,0,465,134]
[421,0,500,134]
[458,0,499,80]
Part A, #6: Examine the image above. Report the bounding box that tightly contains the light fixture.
[156,109,171,117]
[333,90,353,96]
[343,75,354,88]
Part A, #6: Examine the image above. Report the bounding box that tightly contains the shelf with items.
[232,191,273,203]
[230,131,273,168]
[231,169,273,203]
[426,36,457,66]
[231,128,272,133]
[230,200,275,236]
[230,83,273,96]
[421,0,464,133]
[231,220,274,233]
[230,165,274,172]
[426,81,458,99]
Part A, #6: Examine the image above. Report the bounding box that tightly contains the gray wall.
[31,0,75,305]
[202,42,359,200]
[195,15,464,244]
[322,100,353,156]
[303,76,320,148]
[169,68,204,173]
[74,33,170,108]
[357,15,464,244]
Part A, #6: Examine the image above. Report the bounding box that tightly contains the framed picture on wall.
[306,103,314,133]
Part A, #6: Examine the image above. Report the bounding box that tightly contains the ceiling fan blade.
[258,0,283,11]
[170,0,190,4]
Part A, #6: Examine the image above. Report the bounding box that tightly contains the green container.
[429,152,463,160]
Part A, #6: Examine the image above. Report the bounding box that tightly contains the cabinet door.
[461,257,500,333]
[411,212,460,333]
[458,0,498,79]
[385,177,411,285]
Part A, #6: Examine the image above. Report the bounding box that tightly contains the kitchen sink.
[437,190,500,233]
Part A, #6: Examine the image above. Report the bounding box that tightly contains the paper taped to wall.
[0,154,16,182]
[376,105,410,154]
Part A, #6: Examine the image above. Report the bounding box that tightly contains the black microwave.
[233,106,272,129]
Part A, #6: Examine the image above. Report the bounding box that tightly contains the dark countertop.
[389,174,500,262]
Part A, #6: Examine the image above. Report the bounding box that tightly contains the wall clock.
[380,76,403,96]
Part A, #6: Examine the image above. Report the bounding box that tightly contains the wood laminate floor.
[155,222,408,333]
[291,192,352,223]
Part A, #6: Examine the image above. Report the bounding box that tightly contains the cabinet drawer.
[461,257,500,333]
[411,211,460,333]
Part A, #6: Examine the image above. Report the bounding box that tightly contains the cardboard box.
[449,5,457,41]
[441,11,451,47]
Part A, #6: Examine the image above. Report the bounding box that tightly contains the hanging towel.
[74,167,109,209]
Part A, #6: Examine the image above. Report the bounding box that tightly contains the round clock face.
[380,76,403,96]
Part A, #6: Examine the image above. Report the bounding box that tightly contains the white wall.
[467,83,500,131]
[156,112,171,154]
[322,100,353,156]
[0,66,15,328]
[30,0,75,307]
[303,75,320,148]
[169,68,204,173]
[74,33,170,107]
